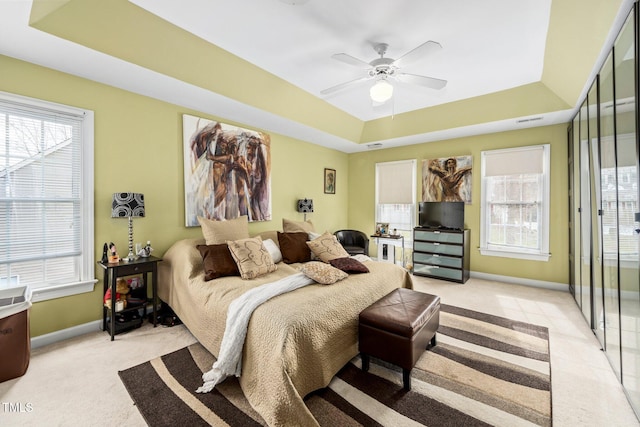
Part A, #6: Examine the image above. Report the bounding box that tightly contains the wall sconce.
[297,198,313,221]
[112,192,145,262]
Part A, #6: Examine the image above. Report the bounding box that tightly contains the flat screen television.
[418,202,465,230]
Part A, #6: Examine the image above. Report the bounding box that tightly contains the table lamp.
[112,192,145,262]
[297,198,313,221]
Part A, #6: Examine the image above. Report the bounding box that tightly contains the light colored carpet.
[0,276,638,426]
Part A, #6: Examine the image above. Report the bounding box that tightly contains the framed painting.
[182,114,272,226]
[421,155,472,203]
[324,168,336,194]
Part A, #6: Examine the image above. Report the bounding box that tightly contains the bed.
[158,235,413,426]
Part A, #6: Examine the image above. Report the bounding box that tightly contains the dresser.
[412,228,470,283]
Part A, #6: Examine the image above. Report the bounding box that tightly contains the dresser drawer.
[414,241,463,256]
[414,229,463,244]
[413,264,463,281]
[413,252,462,269]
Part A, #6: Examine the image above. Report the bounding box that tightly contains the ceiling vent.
[367,143,383,150]
[516,116,543,124]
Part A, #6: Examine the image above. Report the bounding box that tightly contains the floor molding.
[470,271,569,292]
[31,320,102,349]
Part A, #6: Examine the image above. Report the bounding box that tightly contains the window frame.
[479,144,551,261]
[0,91,96,302]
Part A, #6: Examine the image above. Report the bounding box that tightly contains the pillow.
[300,261,348,285]
[329,257,370,274]
[227,237,277,280]
[196,244,240,281]
[306,232,350,263]
[263,238,283,264]
[277,232,312,264]
[198,215,249,245]
[282,218,315,233]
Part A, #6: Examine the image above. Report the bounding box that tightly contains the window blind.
[376,160,414,204]
[0,96,86,292]
[484,145,545,177]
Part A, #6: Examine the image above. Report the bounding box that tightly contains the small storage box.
[0,286,32,383]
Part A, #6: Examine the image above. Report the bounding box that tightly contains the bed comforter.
[158,237,413,426]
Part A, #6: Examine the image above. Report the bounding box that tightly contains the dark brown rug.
[119,304,551,426]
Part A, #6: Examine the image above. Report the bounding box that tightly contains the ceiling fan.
[321,41,447,103]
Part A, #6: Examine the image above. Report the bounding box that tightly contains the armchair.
[334,229,369,256]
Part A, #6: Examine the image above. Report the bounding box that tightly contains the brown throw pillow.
[277,232,311,264]
[197,244,240,281]
[306,232,350,263]
[329,257,369,274]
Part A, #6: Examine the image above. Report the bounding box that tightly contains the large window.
[0,91,95,301]
[480,144,550,261]
[375,159,416,243]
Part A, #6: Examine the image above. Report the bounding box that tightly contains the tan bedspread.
[158,238,413,427]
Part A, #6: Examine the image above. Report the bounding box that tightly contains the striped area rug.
[119,304,551,426]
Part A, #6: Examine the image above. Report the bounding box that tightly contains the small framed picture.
[375,222,389,236]
[324,168,336,194]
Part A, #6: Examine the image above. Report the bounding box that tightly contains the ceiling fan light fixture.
[370,79,393,103]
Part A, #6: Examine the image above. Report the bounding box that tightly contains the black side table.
[98,255,162,341]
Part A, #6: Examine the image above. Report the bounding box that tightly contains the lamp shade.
[297,199,313,213]
[112,193,145,218]
[370,79,394,103]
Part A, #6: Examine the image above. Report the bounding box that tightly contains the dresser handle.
[434,231,440,234]
[433,254,439,257]
[433,242,440,246]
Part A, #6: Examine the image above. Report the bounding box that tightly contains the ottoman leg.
[361,354,370,372]
[430,334,437,347]
[403,369,411,391]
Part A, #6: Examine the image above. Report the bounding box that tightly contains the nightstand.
[98,255,162,341]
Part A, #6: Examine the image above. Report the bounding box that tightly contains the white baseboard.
[470,271,569,292]
[31,319,102,349]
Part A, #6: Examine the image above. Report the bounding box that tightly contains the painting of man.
[183,114,271,226]
[422,156,472,203]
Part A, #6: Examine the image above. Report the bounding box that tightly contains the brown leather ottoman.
[358,288,440,390]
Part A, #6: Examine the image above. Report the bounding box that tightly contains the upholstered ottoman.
[358,288,440,390]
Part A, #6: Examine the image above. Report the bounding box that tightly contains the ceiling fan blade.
[393,41,442,67]
[396,73,447,90]
[320,76,371,95]
[331,53,372,69]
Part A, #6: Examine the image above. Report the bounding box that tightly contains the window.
[480,144,550,261]
[375,159,416,243]
[0,91,95,302]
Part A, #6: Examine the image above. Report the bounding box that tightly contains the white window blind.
[0,91,95,301]
[480,144,550,261]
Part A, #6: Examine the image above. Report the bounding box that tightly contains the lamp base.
[122,252,138,263]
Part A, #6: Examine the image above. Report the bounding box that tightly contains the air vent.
[367,143,383,149]
[516,117,543,124]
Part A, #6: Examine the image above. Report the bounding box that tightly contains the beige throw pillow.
[306,232,350,263]
[282,218,315,233]
[300,261,348,285]
[227,237,277,280]
[198,215,249,245]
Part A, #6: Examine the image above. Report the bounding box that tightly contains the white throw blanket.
[196,272,315,393]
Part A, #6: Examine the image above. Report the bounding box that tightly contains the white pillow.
[263,239,283,264]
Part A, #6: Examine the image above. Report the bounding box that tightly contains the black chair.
[334,230,369,256]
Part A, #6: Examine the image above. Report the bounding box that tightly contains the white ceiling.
[0,0,631,152]
[131,0,551,121]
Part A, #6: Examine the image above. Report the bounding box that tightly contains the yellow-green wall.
[348,125,569,284]
[1,54,348,337]
[1,53,570,338]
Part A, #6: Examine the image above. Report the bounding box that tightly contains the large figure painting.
[422,156,472,203]
[183,114,271,226]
